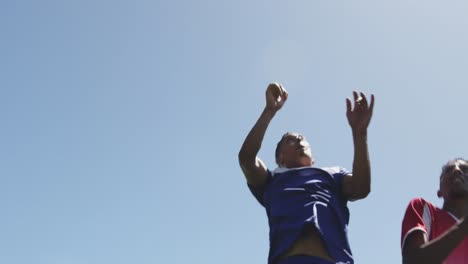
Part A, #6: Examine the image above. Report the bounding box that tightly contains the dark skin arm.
[238,83,288,187]
[342,91,375,201]
[402,219,468,264]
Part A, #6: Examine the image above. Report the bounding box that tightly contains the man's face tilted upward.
[438,159,468,200]
[276,132,314,168]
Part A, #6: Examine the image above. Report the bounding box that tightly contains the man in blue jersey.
[238,83,375,264]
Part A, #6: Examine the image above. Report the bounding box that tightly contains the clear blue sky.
[1,1,468,263]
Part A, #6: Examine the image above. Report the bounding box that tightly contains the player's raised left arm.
[342,91,375,201]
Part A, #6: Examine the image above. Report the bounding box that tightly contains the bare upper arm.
[238,156,269,187]
[402,230,427,264]
[342,173,371,201]
[342,174,358,201]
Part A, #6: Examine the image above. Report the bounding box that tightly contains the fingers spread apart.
[347,91,375,112]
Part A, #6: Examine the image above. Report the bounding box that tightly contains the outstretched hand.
[346,91,375,134]
[265,83,288,112]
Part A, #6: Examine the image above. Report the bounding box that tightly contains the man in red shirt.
[401,158,468,264]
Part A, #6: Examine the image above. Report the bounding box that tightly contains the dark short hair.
[440,157,468,178]
[275,132,295,165]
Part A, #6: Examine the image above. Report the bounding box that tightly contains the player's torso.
[431,208,468,264]
[266,168,340,219]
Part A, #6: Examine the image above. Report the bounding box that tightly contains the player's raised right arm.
[238,83,288,187]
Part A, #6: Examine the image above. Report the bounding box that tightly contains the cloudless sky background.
[2,1,468,263]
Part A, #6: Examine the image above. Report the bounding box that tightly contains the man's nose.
[453,166,463,176]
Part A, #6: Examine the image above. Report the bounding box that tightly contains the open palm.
[346,91,375,134]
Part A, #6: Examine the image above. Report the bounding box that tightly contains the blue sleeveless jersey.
[249,166,353,264]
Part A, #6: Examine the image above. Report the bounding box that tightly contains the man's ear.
[437,190,442,198]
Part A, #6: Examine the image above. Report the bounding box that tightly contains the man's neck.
[443,198,468,218]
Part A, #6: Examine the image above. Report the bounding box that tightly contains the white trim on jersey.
[401,203,431,249]
[422,203,432,237]
[401,227,428,249]
[446,211,460,223]
[273,166,312,175]
[273,166,345,176]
